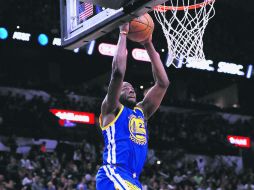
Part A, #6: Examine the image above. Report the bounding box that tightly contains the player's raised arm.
[137,36,170,119]
[101,23,129,116]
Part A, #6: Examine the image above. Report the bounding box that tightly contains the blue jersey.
[98,105,148,184]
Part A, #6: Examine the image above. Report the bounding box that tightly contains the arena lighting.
[177,55,184,69]
[12,31,31,41]
[73,48,80,53]
[98,43,117,56]
[49,109,95,124]
[52,38,61,46]
[227,135,250,148]
[232,104,239,108]
[98,43,128,57]
[246,64,253,79]
[217,62,245,76]
[87,40,96,55]
[186,57,215,71]
[0,27,8,40]
[165,53,174,67]
[132,48,150,62]
[38,33,49,46]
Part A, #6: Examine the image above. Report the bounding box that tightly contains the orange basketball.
[128,13,154,43]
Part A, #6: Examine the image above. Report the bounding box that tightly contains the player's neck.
[122,101,136,110]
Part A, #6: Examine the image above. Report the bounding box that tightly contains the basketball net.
[154,0,215,67]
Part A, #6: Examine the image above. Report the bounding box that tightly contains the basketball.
[127,13,154,43]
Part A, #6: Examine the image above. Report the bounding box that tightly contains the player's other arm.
[101,24,129,116]
[137,37,170,119]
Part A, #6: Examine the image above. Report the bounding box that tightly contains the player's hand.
[140,35,152,46]
[119,23,129,34]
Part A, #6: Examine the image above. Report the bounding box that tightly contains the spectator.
[40,142,46,153]
[173,171,184,184]
[20,154,33,170]
[0,174,6,190]
[31,175,44,190]
[22,173,33,186]
[76,177,88,190]
[47,181,56,190]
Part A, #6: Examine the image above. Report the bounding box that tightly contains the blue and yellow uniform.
[96,105,148,190]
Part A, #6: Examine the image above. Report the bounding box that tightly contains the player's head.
[120,82,136,108]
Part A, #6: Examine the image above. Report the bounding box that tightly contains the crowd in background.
[0,87,254,189]
[149,110,254,154]
[0,87,253,153]
[0,141,254,190]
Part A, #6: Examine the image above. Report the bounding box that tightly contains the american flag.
[79,2,94,21]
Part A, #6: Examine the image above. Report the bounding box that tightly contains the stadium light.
[49,109,95,124]
[87,40,96,55]
[52,38,61,46]
[74,48,79,53]
[132,48,150,62]
[156,160,161,165]
[177,55,184,69]
[217,62,244,76]
[246,65,253,79]
[165,53,174,67]
[13,31,31,41]
[186,58,215,71]
[98,43,117,56]
[227,135,250,148]
[38,33,49,46]
[0,27,8,40]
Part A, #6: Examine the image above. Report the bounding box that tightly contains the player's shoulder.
[133,105,144,115]
[99,104,124,130]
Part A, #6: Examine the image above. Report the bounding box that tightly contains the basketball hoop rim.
[154,0,214,11]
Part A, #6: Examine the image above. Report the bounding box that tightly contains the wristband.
[120,31,128,35]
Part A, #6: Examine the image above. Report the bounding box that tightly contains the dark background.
[0,0,253,106]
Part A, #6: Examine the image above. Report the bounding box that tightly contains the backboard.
[60,0,169,50]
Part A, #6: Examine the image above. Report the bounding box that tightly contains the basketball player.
[96,23,169,190]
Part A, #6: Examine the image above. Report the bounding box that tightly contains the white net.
[154,0,215,67]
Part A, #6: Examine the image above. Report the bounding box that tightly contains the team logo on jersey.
[128,115,147,145]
